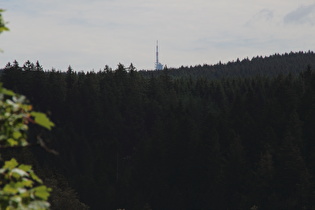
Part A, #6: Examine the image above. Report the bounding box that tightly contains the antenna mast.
[155,40,163,70]
[156,40,159,64]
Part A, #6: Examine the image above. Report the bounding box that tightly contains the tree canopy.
[1,55,315,209]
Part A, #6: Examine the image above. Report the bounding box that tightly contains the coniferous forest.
[1,51,315,209]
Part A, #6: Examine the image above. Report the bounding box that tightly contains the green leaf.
[7,138,18,146]
[18,164,32,172]
[0,26,9,31]
[11,168,28,177]
[28,200,51,209]
[30,171,43,184]
[3,183,18,194]
[12,131,22,140]
[11,195,22,203]
[0,168,6,174]
[3,158,18,170]
[30,112,55,130]
[1,88,15,96]
[21,179,33,187]
[34,186,51,200]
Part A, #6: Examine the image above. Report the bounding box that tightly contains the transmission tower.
[155,40,163,70]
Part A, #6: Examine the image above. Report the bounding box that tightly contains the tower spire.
[156,40,159,64]
[155,40,163,70]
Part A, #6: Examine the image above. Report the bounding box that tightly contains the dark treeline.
[1,52,315,209]
[141,51,315,79]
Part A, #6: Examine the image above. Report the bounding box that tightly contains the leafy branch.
[0,83,55,209]
[0,9,9,33]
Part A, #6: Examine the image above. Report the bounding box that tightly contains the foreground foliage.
[0,9,9,52]
[0,9,9,33]
[0,158,51,209]
[0,84,54,209]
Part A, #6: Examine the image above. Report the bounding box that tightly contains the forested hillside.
[1,51,315,209]
[141,51,315,79]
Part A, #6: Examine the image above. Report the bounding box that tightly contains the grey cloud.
[245,9,274,27]
[258,9,274,20]
[284,4,315,25]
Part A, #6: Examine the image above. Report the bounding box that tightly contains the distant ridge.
[141,51,315,79]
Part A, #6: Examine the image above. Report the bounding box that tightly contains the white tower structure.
[155,40,163,70]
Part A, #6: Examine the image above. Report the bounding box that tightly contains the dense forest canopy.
[140,51,315,79]
[1,51,315,209]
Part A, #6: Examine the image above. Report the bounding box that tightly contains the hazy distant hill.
[141,51,315,79]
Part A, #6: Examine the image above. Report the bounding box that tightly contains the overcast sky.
[1,0,315,71]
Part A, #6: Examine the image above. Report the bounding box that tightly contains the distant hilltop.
[143,51,315,79]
